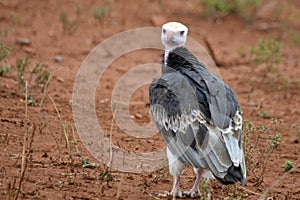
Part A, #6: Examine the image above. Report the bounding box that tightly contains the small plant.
[27,96,36,106]
[0,27,8,38]
[242,119,255,172]
[238,47,247,58]
[0,66,12,77]
[268,134,281,149]
[280,77,291,91]
[227,184,248,199]
[59,11,77,34]
[200,0,234,17]
[9,13,21,25]
[81,158,99,168]
[99,168,114,181]
[91,5,109,21]
[268,118,282,150]
[200,0,262,21]
[260,111,270,119]
[16,54,30,92]
[233,0,262,22]
[292,120,300,143]
[0,43,13,79]
[282,160,294,172]
[250,38,282,72]
[76,5,82,20]
[30,63,50,89]
[290,31,300,47]
[295,80,300,88]
[199,178,212,200]
[243,118,282,186]
[0,42,13,62]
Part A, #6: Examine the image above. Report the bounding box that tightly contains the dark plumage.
[150,46,246,185]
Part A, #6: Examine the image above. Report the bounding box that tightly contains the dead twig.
[62,123,70,151]
[108,105,117,168]
[14,82,30,200]
[48,94,64,155]
[237,185,261,196]
[39,74,52,107]
[48,94,61,119]
[14,82,29,200]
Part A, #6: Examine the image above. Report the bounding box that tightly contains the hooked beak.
[167,32,174,40]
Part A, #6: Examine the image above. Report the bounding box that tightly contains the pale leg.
[165,148,184,198]
[188,168,202,198]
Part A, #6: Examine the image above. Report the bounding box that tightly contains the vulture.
[149,22,246,198]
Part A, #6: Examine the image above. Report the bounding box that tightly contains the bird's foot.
[157,189,184,198]
[182,190,200,198]
[157,190,200,199]
[183,186,201,198]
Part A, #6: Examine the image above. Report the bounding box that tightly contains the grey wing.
[186,66,246,183]
[149,72,208,168]
[150,70,246,184]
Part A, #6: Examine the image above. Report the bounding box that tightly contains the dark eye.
[162,29,166,34]
[180,31,185,35]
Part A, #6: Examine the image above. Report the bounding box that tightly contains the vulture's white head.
[161,22,188,50]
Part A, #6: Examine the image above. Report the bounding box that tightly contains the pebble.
[135,113,143,119]
[56,76,64,82]
[54,55,64,63]
[17,37,31,46]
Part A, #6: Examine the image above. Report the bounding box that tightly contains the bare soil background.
[0,0,300,199]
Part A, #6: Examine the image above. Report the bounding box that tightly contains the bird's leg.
[170,170,182,199]
[187,168,202,198]
[182,168,212,198]
[158,148,184,198]
[167,148,184,198]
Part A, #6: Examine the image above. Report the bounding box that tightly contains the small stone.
[17,37,31,46]
[54,55,63,63]
[56,77,64,82]
[135,113,142,119]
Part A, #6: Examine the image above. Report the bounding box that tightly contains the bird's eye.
[162,29,166,34]
[180,31,185,36]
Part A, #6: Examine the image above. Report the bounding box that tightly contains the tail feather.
[214,165,246,185]
[203,127,246,185]
[223,132,241,167]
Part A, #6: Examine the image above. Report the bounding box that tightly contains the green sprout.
[282,160,294,172]
[260,111,270,119]
[91,5,109,21]
[81,158,99,168]
[250,38,282,72]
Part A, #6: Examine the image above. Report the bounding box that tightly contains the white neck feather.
[164,46,176,65]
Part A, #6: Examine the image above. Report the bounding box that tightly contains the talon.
[157,191,169,197]
[181,190,199,198]
[189,191,198,198]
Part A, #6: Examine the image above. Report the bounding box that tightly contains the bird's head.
[161,22,188,50]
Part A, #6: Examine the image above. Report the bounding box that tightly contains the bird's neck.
[163,46,178,74]
[164,46,176,65]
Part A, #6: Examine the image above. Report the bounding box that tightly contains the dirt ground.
[0,0,300,199]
